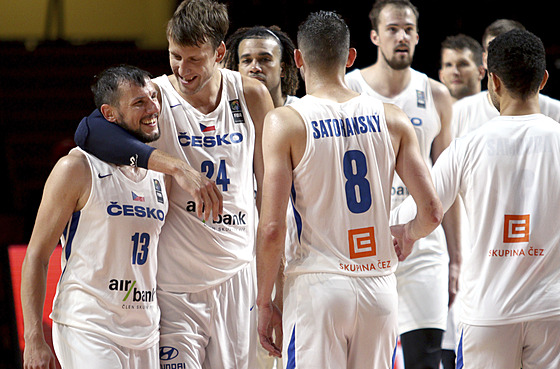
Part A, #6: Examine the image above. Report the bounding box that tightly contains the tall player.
[21,65,168,369]
[394,29,560,369]
[256,10,442,368]
[344,1,459,367]
[73,1,274,368]
[437,32,485,369]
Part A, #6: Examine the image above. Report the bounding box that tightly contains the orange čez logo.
[348,227,376,259]
[503,214,530,243]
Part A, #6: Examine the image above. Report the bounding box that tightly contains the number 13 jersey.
[285,94,396,277]
[51,148,168,350]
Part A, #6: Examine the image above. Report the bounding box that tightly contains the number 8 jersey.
[285,94,396,277]
[51,148,168,350]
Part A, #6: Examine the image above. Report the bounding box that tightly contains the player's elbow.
[257,221,286,250]
[428,198,443,228]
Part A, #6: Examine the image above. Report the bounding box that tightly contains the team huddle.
[20,1,560,369]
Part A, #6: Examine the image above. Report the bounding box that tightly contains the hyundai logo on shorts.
[160,346,179,361]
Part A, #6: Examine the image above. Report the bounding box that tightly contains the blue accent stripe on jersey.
[456,329,464,368]
[286,325,296,368]
[391,337,398,369]
[64,211,81,262]
[290,184,303,242]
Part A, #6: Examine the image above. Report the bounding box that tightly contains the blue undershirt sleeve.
[74,109,155,168]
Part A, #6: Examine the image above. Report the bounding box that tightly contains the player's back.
[285,94,397,277]
[449,114,560,324]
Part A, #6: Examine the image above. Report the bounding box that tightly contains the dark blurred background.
[0,0,558,367]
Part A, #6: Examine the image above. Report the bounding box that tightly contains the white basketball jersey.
[285,94,396,277]
[51,148,168,350]
[152,70,257,292]
[452,91,560,139]
[433,114,560,325]
[346,68,447,271]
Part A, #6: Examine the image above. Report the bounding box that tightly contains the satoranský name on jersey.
[311,114,382,139]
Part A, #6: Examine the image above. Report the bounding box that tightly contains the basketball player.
[73,1,275,368]
[256,10,442,368]
[223,25,300,369]
[453,19,560,139]
[21,65,169,369]
[224,25,300,108]
[344,1,459,367]
[438,34,485,103]
[437,33,485,369]
[394,29,560,369]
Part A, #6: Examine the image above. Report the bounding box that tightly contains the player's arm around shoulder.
[384,103,443,260]
[429,78,454,162]
[22,150,91,369]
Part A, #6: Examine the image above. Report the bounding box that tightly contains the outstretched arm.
[386,103,443,260]
[430,79,462,306]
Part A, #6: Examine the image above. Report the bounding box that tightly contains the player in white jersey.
[453,90,560,138]
[72,1,274,368]
[395,29,560,369]
[256,11,442,369]
[344,1,458,367]
[437,32,485,369]
[224,24,300,369]
[21,65,169,369]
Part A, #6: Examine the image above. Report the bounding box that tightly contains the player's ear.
[216,41,226,63]
[294,49,303,69]
[370,29,380,46]
[346,48,357,68]
[100,104,117,123]
[539,70,549,91]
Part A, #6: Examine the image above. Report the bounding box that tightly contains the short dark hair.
[297,11,350,71]
[223,25,299,96]
[369,0,419,32]
[91,65,152,109]
[487,30,545,100]
[482,19,525,49]
[167,0,229,49]
[441,34,483,67]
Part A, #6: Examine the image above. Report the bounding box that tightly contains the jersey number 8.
[343,150,372,214]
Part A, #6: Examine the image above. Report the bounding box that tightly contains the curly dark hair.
[223,25,299,96]
[487,30,545,100]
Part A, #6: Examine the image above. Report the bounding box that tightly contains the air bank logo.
[108,279,155,302]
[185,201,247,225]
